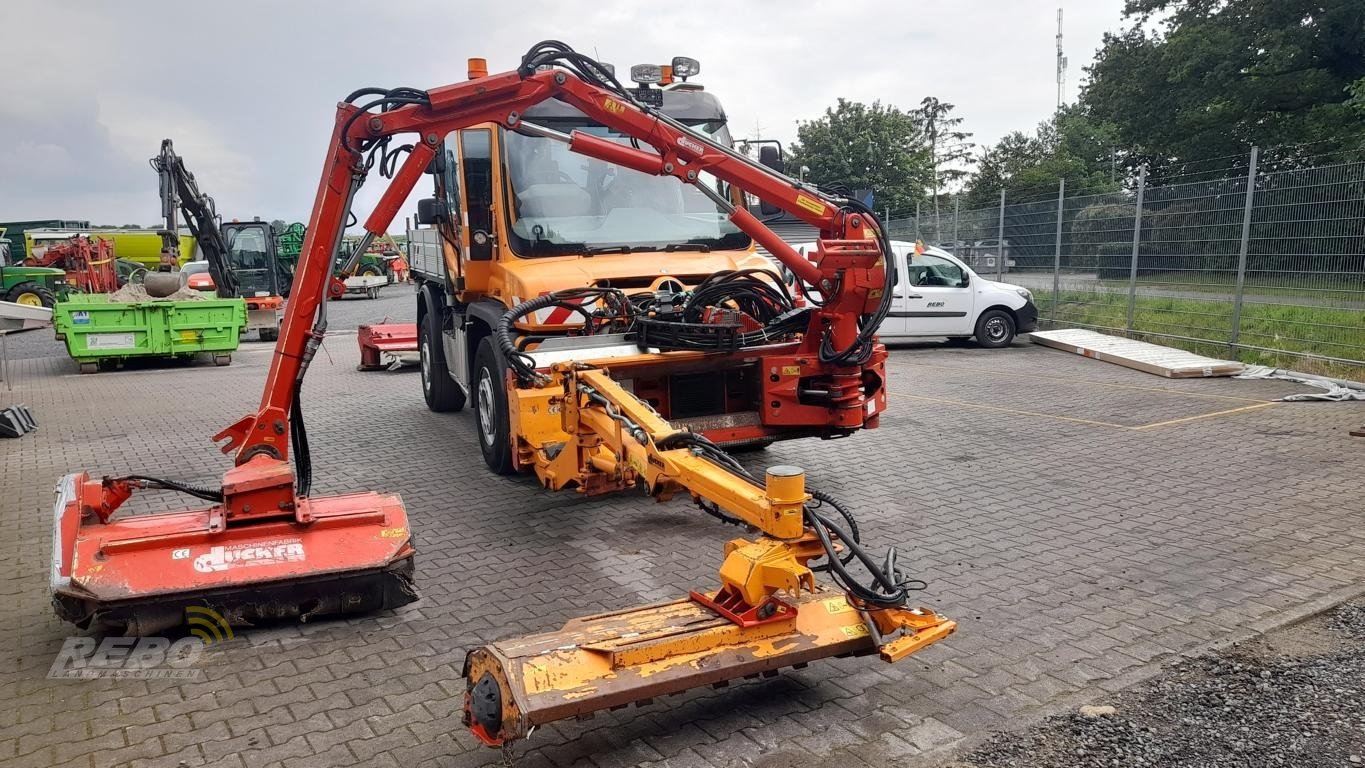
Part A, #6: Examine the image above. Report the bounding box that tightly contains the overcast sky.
[2,0,1129,231]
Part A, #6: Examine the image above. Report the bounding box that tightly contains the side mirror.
[416,197,445,225]
[469,229,495,261]
[958,273,970,288]
[758,145,785,175]
[758,145,785,217]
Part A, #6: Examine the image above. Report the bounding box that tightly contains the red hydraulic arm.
[212,54,889,521]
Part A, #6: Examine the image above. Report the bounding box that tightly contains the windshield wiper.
[662,243,711,253]
[581,245,634,256]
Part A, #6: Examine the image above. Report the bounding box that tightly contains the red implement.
[357,323,418,371]
[51,472,416,635]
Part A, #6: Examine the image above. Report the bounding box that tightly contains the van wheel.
[420,312,465,412]
[974,309,1016,348]
[474,338,515,475]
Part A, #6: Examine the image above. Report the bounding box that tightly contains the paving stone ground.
[1,302,1361,768]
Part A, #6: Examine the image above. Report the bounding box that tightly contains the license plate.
[86,332,135,349]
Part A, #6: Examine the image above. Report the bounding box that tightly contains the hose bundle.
[655,431,924,610]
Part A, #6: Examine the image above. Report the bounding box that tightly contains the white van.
[793,240,1038,348]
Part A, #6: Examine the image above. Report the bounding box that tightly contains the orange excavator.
[50,42,954,747]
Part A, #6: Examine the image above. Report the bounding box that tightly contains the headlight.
[671,57,700,78]
[1015,288,1032,300]
[630,64,663,85]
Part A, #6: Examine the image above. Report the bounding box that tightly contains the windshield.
[503,120,750,257]
[226,226,270,269]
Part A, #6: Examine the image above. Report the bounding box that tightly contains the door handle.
[904,293,923,299]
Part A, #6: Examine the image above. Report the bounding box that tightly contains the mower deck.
[462,588,955,745]
[51,473,418,635]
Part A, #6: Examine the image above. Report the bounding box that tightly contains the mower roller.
[50,41,954,746]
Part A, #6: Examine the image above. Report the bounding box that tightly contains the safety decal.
[795,194,826,216]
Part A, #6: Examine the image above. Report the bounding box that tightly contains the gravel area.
[961,602,1365,768]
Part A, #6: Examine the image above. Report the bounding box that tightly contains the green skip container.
[53,295,247,373]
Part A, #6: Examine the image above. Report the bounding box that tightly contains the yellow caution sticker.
[841,624,870,638]
[795,194,826,216]
[781,365,801,376]
[602,98,626,115]
[824,597,854,615]
[179,330,199,342]
[380,527,408,538]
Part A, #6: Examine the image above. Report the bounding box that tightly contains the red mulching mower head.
[51,471,416,636]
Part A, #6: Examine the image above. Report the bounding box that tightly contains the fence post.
[914,200,921,241]
[952,196,960,249]
[1229,146,1259,352]
[997,188,1006,279]
[1125,165,1147,334]
[1052,177,1065,325]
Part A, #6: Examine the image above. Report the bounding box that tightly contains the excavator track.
[463,589,955,746]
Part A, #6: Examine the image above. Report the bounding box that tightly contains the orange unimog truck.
[408,58,859,474]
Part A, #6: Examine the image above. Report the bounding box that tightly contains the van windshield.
[503,120,750,257]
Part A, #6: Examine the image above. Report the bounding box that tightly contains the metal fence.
[884,148,1365,379]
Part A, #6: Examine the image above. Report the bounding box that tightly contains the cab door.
[897,252,975,336]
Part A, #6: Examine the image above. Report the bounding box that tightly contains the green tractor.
[0,238,65,307]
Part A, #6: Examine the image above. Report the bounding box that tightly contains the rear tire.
[420,311,465,412]
[259,327,279,342]
[6,283,56,308]
[974,309,1016,348]
[213,354,232,366]
[473,338,515,475]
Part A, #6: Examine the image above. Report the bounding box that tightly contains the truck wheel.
[974,309,1016,348]
[420,312,466,412]
[6,283,56,308]
[259,327,279,342]
[473,338,515,475]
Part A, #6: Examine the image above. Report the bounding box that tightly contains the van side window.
[908,254,965,287]
[462,128,494,261]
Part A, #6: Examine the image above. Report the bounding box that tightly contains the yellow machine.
[399,48,957,745]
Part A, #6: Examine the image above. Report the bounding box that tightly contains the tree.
[913,97,975,219]
[964,108,1121,208]
[1082,0,1365,170]
[787,99,931,213]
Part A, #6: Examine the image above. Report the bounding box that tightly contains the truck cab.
[409,76,797,471]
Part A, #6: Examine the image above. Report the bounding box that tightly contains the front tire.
[6,283,56,308]
[974,309,1016,348]
[473,338,515,475]
[420,311,465,412]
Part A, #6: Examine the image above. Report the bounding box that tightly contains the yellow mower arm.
[463,364,955,746]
